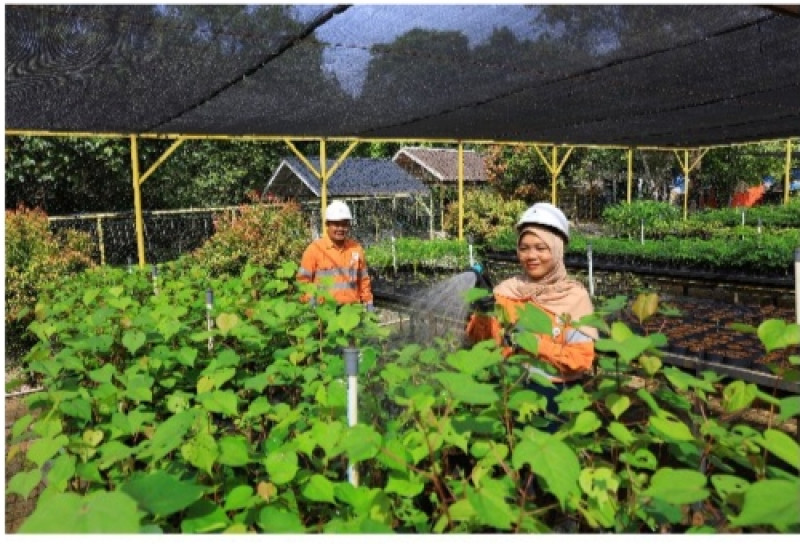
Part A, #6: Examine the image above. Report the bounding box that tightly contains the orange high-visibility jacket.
[466,294,595,383]
[297,236,373,305]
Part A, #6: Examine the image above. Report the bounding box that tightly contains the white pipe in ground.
[343,347,360,486]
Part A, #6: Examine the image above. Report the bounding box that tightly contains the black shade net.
[6,4,800,147]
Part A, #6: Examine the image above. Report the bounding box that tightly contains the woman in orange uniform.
[466,202,596,429]
[297,200,374,310]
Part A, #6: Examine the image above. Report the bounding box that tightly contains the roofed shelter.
[393,147,489,231]
[5,4,799,264]
[264,156,433,243]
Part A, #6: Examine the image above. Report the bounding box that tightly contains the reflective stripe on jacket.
[297,237,373,305]
[466,294,595,383]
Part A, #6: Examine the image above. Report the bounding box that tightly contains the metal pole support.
[343,347,360,486]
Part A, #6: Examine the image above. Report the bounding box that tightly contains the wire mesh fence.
[47,196,434,267]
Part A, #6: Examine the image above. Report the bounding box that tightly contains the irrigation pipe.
[343,347,360,486]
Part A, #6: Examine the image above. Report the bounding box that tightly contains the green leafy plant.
[6,266,799,534]
[186,195,309,277]
[5,205,96,358]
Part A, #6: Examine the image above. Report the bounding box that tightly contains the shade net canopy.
[5,4,800,147]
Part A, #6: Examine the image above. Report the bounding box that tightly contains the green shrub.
[187,196,310,277]
[443,188,526,244]
[602,201,682,238]
[5,205,95,357]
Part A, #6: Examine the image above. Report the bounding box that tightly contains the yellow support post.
[532,144,573,206]
[320,139,327,232]
[785,138,792,205]
[627,148,634,203]
[130,136,146,268]
[458,141,464,241]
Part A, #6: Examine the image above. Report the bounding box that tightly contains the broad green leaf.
[121,330,146,355]
[97,441,134,471]
[18,491,140,533]
[757,319,800,353]
[642,468,708,504]
[310,420,344,458]
[83,429,103,448]
[181,430,218,475]
[466,478,515,530]
[619,448,657,470]
[433,372,499,405]
[264,448,298,485]
[27,434,69,468]
[721,381,758,413]
[562,410,602,436]
[446,345,503,376]
[302,474,336,504]
[649,413,695,442]
[607,421,635,446]
[710,474,749,503]
[631,293,659,323]
[197,390,239,417]
[512,430,580,507]
[138,409,194,462]
[385,474,425,497]
[121,470,206,517]
[88,364,115,384]
[606,394,631,419]
[758,429,800,470]
[218,435,250,467]
[778,395,800,423]
[216,312,240,334]
[43,454,76,492]
[180,500,229,533]
[342,424,382,463]
[516,304,553,334]
[257,507,305,533]
[224,485,254,511]
[731,479,800,531]
[6,468,42,499]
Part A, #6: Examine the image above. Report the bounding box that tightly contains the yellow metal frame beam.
[785,138,794,205]
[284,138,359,232]
[533,144,574,205]
[674,147,710,221]
[626,148,634,203]
[130,136,187,267]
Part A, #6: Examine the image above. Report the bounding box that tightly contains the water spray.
[127,256,133,274]
[343,347,360,486]
[640,219,645,245]
[467,235,475,268]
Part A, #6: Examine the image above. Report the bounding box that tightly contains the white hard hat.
[516,202,569,241]
[325,200,352,221]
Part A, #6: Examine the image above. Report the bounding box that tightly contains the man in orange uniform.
[297,200,374,310]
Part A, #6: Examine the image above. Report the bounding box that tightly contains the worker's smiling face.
[326,220,350,244]
[517,232,554,280]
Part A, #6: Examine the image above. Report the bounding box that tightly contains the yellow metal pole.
[458,141,464,241]
[627,148,634,203]
[785,138,792,205]
[551,146,558,205]
[130,136,146,267]
[139,138,186,184]
[320,139,328,232]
